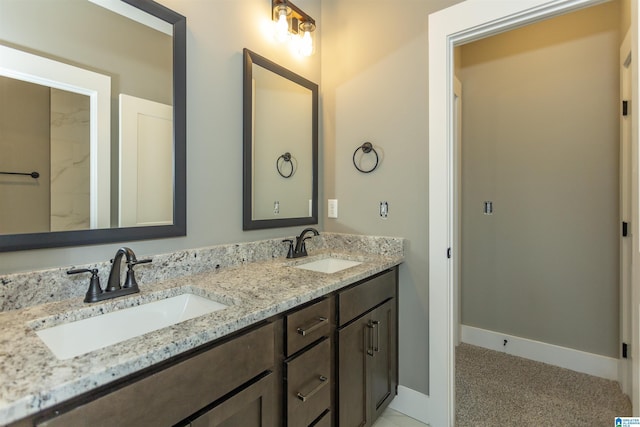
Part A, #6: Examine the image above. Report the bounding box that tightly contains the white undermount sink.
[36,293,228,360]
[294,257,362,274]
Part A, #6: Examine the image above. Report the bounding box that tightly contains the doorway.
[454,0,625,415]
[428,1,638,426]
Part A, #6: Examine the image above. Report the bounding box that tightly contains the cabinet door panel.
[370,300,396,419]
[337,316,370,427]
[191,372,276,427]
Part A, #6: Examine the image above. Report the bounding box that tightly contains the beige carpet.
[456,343,631,426]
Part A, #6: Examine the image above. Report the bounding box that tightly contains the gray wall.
[0,0,321,273]
[459,2,621,357]
[321,0,463,395]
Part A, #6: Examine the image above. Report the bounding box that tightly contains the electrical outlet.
[328,199,338,218]
[380,201,388,219]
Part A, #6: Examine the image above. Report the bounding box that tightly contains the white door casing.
[620,27,633,400]
[453,76,462,347]
[0,45,111,229]
[427,1,623,425]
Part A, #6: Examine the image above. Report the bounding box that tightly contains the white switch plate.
[328,199,338,218]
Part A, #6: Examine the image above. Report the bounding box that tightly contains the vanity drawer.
[37,322,275,427]
[311,409,331,427]
[337,269,396,326]
[285,338,331,427]
[285,297,331,357]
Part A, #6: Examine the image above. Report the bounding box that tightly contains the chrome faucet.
[284,227,320,259]
[67,247,152,303]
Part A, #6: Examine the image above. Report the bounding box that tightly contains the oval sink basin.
[36,293,228,360]
[294,257,362,274]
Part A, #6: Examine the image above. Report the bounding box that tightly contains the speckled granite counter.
[0,233,404,425]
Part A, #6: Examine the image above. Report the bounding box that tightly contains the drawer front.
[310,409,332,427]
[37,323,275,427]
[286,297,331,357]
[338,269,396,326]
[286,338,331,427]
[190,372,276,427]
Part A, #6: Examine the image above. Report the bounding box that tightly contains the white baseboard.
[461,324,618,380]
[388,386,430,424]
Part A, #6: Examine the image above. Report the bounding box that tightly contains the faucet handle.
[122,258,152,289]
[67,268,103,303]
[129,258,152,266]
[67,267,95,275]
[282,239,294,259]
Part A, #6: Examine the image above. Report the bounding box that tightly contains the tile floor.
[372,408,429,427]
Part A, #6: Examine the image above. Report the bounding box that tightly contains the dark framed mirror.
[0,0,186,252]
[242,48,318,230]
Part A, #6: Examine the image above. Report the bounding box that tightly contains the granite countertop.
[0,248,403,425]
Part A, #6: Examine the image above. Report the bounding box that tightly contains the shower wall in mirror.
[243,48,318,230]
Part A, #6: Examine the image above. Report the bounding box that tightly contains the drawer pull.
[297,317,328,336]
[297,375,328,402]
[367,320,375,356]
[372,320,380,353]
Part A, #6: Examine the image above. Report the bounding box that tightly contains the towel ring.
[277,152,295,178]
[353,142,379,173]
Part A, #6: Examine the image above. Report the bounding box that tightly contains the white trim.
[461,325,619,381]
[388,386,431,424]
[0,45,111,229]
[88,0,173,35]
[428,1,607,425]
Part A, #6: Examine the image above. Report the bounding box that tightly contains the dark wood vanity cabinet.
[336,269,398,427]
[35,322,277,427]
[14,267,398,427]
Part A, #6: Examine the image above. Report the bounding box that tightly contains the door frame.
[620,26,633,399]
[0,45,111,229]
[427,0,635,425]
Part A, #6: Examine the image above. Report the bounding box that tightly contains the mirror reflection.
[0,0,186,251]
[0,78,91,234]
[252,64,312,220]
[0,0,172,235]
[243,49,318,230]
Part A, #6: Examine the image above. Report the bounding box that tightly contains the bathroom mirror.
[242,49,318,230]
[0,0,186,251]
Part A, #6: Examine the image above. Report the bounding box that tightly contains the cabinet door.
[337,315,371,427]
[369,299,397,420]
[190,372,276,427]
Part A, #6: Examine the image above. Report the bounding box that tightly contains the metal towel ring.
[276,152,295,178]
[352,142,379,173]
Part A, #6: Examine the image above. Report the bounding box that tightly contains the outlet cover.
[328,199,338,218]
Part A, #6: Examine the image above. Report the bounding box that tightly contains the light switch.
[328,199,338,218]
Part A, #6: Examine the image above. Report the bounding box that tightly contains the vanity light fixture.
[272,0,316,56]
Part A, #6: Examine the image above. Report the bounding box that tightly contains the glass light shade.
[274,6,290,43]
[298,22,315,57]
